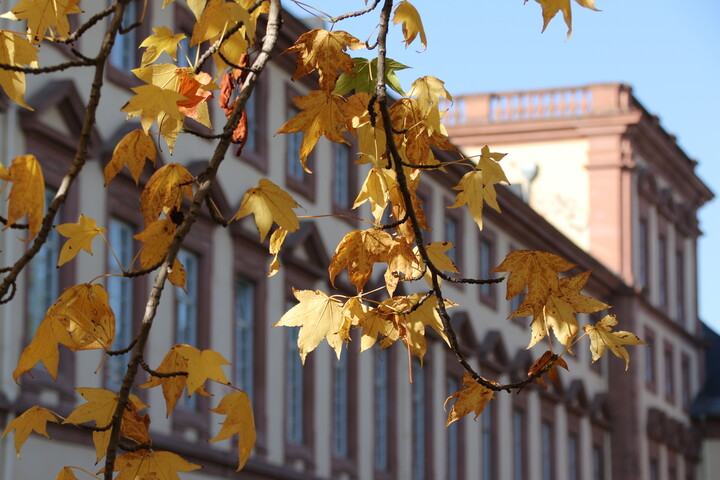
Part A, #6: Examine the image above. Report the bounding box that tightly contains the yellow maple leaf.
[274,289,345,364]
[329,228,394,293]
[407,76,451,134]
[134,218,176,269]
[0,32,38,109]
[140,163,194,226]
[444,372,495,426]
[104,129,156,186]
[121,84,187,134]
[530,0,600,38]
[175,344,231,393]
[168,257,186,290]
[162,0,207,20]
[353,166,394,222]
[268,226,288,277]
[191,0,252,46]
[449,146,508,231]
[392,1,427,50]
[14,283,115,381]
[523,271,610,350]
[139,346,193,417]
[63,388,148,462]
[583,314,646,370]
[1,405,59,458]
[283,29,364,90]
[140,26,186,66]
[357,299,398,352]
[104,449,200,480]
[55,214,107,267]
[492,250,576,305]
[0,154,45,239]
[209,391,256,471]
[384,236,418,296]
[1,0,82,44]
[233,178,300,242]
[55,467,79,480]
[276,90,357,170]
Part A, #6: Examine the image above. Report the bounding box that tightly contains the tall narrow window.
[411,358,426,480]
[665,346,675,402]
[234,277,255,401]
[175,249,199,409]
[286,107,305,182]
[27,189,61,336]
[568,433,579,480]
[244,90,259,153]
[481,401,494,480]
[374,348,390,471]
[105,218,135,391]
[681,354,691,410]
[658,234,668,307]
[639,218,650,293]
[479,235,496,306]
[446,376,460,480]
[676,248,685,324]
[592,444,604,480]
[109,0,138,71]
[333,143,352,210]
[512,409,525,480]
[332,353,349,458]
[286,324,303,444]
[645,330,655,389]
[541,421,554,480]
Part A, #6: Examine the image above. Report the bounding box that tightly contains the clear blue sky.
[285,0,720,332]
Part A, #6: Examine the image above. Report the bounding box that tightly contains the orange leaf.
[1,405,59,458]
[210,391,256,471]
[528,350,569,388]
[55,214,107,267]
[104,129,156,186]
[329,228,394,293]
[0,154,45,239]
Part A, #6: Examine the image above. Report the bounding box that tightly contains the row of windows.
[644,329,693,409]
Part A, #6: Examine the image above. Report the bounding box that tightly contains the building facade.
[0,3,715,480]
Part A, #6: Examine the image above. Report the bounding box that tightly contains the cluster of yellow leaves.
[0,154,44,239]
[493,250,646,369]
[529,0,600,37]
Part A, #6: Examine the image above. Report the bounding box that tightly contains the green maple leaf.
[334,57,408,96]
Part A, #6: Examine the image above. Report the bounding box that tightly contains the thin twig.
[106,339,137,356]
[0,59,95,74]
[59,5,116,44]
[332,0,382,22]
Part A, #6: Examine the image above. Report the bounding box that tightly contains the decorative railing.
[443,83,635,126]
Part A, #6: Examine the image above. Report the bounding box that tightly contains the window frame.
[331,339,359,477]
[170,218,214,439]
[331,139,359,224]
[478,229,498,309]
[106,0,151,89]
[373,346,398,480]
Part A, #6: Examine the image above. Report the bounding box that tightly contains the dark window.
[568,433,579,480]
[175,248,200,411]
[446,376,460,480]
[481,400,494,480]
[512,409,525,480]
[676,248,685,324]
[285,324,303,444]
[541,421,554,480]
[332,353,349,457]
[333,142,352,210]
[639,218,650,294]
[374,347,390,471]
[105,218,136,391]
[665,346,675,402]
[411,358,426,480]
[234,277,255,400]
[658,234,668,307]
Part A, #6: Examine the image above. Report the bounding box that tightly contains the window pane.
[445,216,458,264]
[481,401,493,480]
[480,238,492,296]
[333,143,350,208]
[175,249,199,409]
[235,277,255,401]
[374,348,389,470]
[27,189,60,336]
[411,358,425,479]
[513,409,524,480]
[109,1,138,70]
[106,218,135,391]
[286,324,303,444]
[287,107,304,181]
[568,433,579,480]
[541,421,553,480]
[333,353,349,457]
